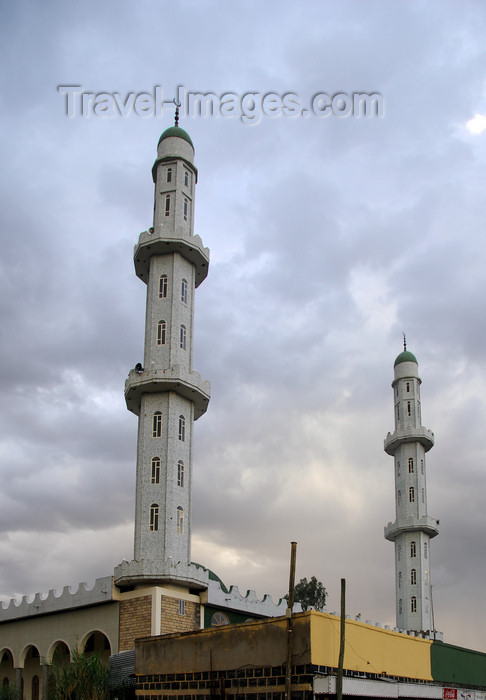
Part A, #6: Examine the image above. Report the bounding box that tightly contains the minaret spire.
[173,98,180,127]
[115,122,210,589]
[384,345,439,634]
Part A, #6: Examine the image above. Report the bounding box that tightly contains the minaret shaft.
[115,125,210,589]
[384,351,438,633]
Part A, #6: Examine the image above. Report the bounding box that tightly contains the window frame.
[181,278,188,304]
[157,320,167,346]
[177,506,184,534]
[151,457,161,484]
[177,459,185,487]
[178,415,186,442]
[153,411,162,438]
[159,274,168,298]
[149,503,159,531]
[180,324,187,350]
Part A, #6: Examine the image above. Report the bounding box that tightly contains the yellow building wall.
[309,612,433,680]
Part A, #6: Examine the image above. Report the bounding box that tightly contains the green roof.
[394,350,418,367]
[158,126,194,149]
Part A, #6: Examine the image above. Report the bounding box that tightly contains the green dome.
[158,126,194,149]
[394,350,418,367]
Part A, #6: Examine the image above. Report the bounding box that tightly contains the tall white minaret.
[115,117,210,589]
[384,340,439,633]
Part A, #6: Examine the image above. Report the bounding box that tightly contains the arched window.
[157,320,166,345]
[408,457,414,473]
[422,487,425,503]
[181,279,188,304]
[149,503,159,531]
[178,415,186,442]
[411,596,417,613]
[424,541,428,559]
[211,611,230,627]
[397,544,401,561]
[177,460,185,487]
[159,274,168,298]
[409,486,415,503]
[407,401,412,416]
[421,459,424,474]
[32,675,39,700]
[410,569,417,585]
[398,571,402,589]
[180,324,187,350]
[184,170,189,187]
[151,457,161,484]
[397,404,400,420]
[167,167,172,183]
[406,382,410,392]
[425,597,429,612]
[177,506,184,533]
[396,460,400,476]
[398,599,403,615]
[410,541,416,558]
[153,411,162,438]
[397,490,401,505]
[183,197,189,221]
[165,194,170,216]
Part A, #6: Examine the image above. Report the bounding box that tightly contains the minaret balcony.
[125,366,210,419]
[134,229,210,287]
[384,515,439,541]
[384,426,434,455]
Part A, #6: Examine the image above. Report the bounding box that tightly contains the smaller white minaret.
[384,340,439,633]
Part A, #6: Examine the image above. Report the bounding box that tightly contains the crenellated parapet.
[203,579,302,617]
[0,575,114,622]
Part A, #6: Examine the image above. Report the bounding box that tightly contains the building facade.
[135,611,486,700]
[384,344,439,634]
[0,124,288,700]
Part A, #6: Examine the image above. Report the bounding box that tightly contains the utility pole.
[336,578,346,700]
[285,542,297,700]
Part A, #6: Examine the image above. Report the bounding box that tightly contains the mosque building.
[0,121,288,700]
[1,123,485,700]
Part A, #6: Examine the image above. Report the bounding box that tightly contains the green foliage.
[0,686,20,700]
[47,651,109,700]
[286,576,327,612]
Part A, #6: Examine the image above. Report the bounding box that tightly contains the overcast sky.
[1,0,486,652]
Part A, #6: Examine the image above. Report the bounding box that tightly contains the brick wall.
[160,596,200,635]
[119,595,152,651]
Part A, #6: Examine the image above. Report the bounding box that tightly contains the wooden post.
[336,578,346,700]
[285,542,297,700]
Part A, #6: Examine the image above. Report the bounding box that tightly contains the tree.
[286,576,327,612]
[0,686,20,700]
[46,650,109,700]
